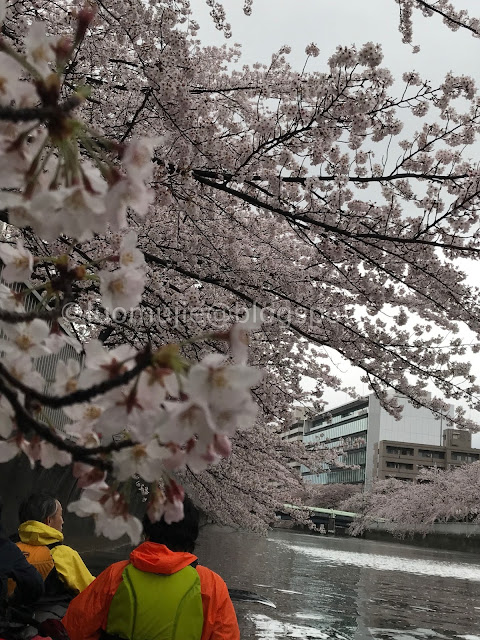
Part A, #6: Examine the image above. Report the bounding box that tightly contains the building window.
[418,449,445,460]
[385,475,413,482]
[386,446,414,456]
[304,417,368,444]
[386,462,414,470]
[451,452,479,463]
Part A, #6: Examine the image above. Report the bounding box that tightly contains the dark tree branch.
[0,291,75,323]
[0,346,152,408]
[193,173,480,253]
[0,96,83,122]
[120,88,153,142]
[0,376,140,471]
[191,168,469,185]
[414,0,480,37]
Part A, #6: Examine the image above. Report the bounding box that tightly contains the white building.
[287,394,450,486]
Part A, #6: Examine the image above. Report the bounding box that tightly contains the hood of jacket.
[130,542,197,576]
[18,520,64,546]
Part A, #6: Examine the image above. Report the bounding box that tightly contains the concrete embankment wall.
[363,521,480,553]
[274,516,480,553]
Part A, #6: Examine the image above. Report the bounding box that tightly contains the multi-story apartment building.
[286,394,454,486]
[301,397,369,485]
[374,428,480,481]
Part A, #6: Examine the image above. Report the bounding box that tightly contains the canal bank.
[276,517,480,553]
[275,507,480,554]
[363,521,480,554]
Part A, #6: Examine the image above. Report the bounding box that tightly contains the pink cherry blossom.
[0,397,14,439]
[136,367,179,410]
[79,340,136,387]
[24,21,58,78]
[123,137,162,184]
[0,439,19,463]
[63,402,104,437]
[184,354,261,435]
[112,439,171,482]
[0,320,52,358]
[52,359,81,396]
[0,284,24,312]
[146,480,185,525]
[68,483,108,519]
[24,439,72,469]
[104,178,154,229]
[72,462,106,489]
[94,386,158,442]
[99,266,145,312]
[0,239,34,283]
[119,231,145,270]
[95,510,143,545]
[3,354,44,391]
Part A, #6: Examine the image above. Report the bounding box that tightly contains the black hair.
[0,496,4,541]
[142,496,199,553]
[19,493,58,524]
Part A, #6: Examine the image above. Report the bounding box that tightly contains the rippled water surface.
[84,526,480,640]
[195,527,480,640]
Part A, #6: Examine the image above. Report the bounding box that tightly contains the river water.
[83,526,480,640]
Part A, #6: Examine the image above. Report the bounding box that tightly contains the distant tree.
[300,483,362,510]
[346,462,480,536]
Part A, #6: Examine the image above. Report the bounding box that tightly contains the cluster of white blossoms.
[0,4,157,243]
[0,286,261,542]
[0,2,262,543]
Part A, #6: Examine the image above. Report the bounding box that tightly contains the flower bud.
[74,265,87,279]
[53,36,73,67]
[75,5,97,44]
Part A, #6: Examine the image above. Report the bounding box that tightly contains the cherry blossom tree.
[300,483,362,510]
[343,462,480,536]
[2,0,480,538]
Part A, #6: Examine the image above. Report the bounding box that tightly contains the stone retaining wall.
[364,521,480,553]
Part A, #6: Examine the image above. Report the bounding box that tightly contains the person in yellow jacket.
[15,492,95,619]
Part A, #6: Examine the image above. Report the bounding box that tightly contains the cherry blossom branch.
[146,229,478,418]
[0,306,62,323]
[0,96,84,122]
[0,290,75,323]
[120,88,153,142]
[194,173,480,253]
[0,347,152,408]
[414,0,480,36]
[192,168,469,185]
[0,376,138,470]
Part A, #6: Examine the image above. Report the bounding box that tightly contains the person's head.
[19,493,64,532]
[142,496,199,553]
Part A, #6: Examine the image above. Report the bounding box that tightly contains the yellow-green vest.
[106,563,203,640]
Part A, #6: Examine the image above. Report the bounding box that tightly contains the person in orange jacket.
[62,497,240,640]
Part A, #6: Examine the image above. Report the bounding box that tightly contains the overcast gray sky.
[196,0,480,83]
[195,0,480,422]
